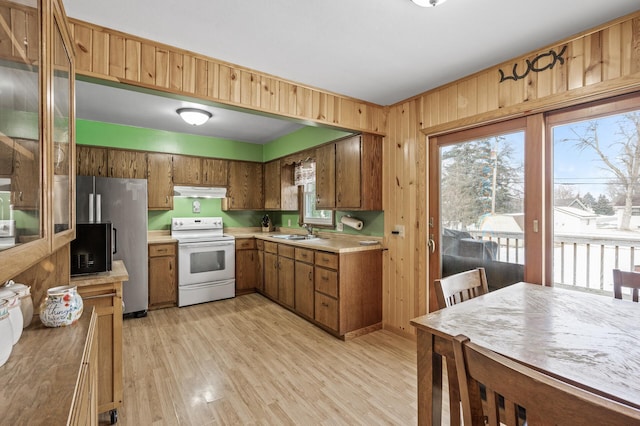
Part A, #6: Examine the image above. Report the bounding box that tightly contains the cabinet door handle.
[82,292,117,300]
[308,271,312,281]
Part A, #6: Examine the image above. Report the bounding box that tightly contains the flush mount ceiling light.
[176,108,212,126]
[411,0,448,6]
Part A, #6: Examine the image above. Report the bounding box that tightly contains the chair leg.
[446,356,461,426]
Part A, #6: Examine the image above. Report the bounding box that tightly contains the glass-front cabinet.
[0,0,75,283]
[51,0,75,250]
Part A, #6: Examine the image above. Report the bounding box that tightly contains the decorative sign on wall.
[498,45,568,83]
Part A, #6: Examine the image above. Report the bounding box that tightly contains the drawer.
[315,251,338,270]
[148,243,176,257]
[264,241,278,254]
[236,238,256,250]
[256,239,264,250]
[315,292,338,332]
[278,244,295,258]
[315,267,338,298]
[295,248,314,263]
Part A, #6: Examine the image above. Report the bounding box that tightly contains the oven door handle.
[179,241,235,249]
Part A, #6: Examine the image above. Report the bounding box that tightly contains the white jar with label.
[0,289,23,345]
[0,299,12,367]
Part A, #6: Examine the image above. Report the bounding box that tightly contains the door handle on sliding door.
[428,234,436,254]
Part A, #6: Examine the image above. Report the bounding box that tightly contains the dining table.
[410,282,640,426]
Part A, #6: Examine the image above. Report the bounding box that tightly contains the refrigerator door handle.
[113,227,118,254]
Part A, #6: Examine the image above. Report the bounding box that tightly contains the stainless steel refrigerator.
[76,176,149,316]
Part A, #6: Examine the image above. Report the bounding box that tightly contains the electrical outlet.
[337,223,344,232]
[288,219,291,227]
[192,200,201,213]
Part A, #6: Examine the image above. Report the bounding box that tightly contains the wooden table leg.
[417,329,442,426]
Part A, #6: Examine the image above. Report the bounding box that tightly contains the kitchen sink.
[271,234,318,241]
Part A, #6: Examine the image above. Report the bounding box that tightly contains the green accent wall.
[77,120,263,161]
[263,127,352,162]
[76,119,383,236]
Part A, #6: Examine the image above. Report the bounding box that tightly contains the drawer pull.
[321,302,329,307]
[321,276,329,281]
[82,292,117,300]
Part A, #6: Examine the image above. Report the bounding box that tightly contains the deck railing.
[468,230,640,293]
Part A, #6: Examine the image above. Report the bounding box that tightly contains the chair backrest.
[434,267,488,310]
[612,268,640,302]
[452,334,640,426]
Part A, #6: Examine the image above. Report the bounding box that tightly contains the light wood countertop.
[147,228,383,253]
[70,260,129,288]
[228,230,384,253]
[0,310,93,424]
[147,230,177,244]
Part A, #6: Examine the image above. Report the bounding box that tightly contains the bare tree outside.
[560,112,640,230]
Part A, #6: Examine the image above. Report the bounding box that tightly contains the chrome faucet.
[302,224,314,236]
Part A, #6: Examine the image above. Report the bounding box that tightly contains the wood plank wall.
[67,18,387,135]
[383,11,640,337]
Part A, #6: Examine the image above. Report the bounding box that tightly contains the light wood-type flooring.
[100,293,419,425]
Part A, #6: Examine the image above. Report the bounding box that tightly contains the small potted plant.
[261,214,271,232]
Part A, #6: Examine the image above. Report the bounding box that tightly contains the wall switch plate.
[337,223,344,232]
[393,224,405,238]
[192,200,201,213]
[288,219,291,226]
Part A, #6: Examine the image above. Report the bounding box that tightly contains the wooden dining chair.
[452,334,640,426]
[434,267,489,310]
[612,268,640,302]
[433,267,488,426]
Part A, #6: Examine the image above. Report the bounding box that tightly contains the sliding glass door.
[427,92,640,310]
[548,94,640,296]
[428,118,543,310]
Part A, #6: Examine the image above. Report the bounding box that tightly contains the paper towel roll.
[340,216,363,230]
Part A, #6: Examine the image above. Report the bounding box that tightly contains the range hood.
[174,186,227,198]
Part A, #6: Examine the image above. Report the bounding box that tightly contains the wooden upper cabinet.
[226,161,263,210]
[316,133,382,211]
[77,146,107,177]
[335,133,383,210]
[107,149,147,179]
[11,139,40,209]
[359,133,382,211]
[264,160,297,211]
[0,139,14,176]
[172,154,202,185]
[147,152,173,210]
[335,135,361,209]
[263,160,281,209]
[315,143,336,209]
[202,158,228,186]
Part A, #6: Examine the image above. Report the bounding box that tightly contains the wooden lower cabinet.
[70,310,99,426]
[295,260,314,320]
[257,239,382,339]
[278,245,295,308]
[264,248,278,300]
[314,292,339,332]
[256,239,264,292]
[294,247,315,319]
[235,238,259,295]
[73,261,126,421]
[148,242,177,309]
